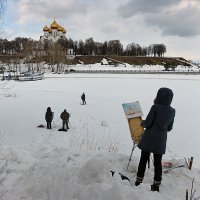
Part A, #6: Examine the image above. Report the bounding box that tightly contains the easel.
[126,117,144,171]
[126,142,137,171]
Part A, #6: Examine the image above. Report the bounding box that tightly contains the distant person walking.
[135,88,175,192]
[81,92,86,105]
[60,109,70,130]
[45,107,53,129]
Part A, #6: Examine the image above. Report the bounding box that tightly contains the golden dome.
[48,29,52,33]
[43,25,50,32]
[58,25,64,32]
[51,20,59,29]
[63,28,66,33]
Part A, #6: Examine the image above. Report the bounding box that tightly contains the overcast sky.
[2,0,200,61]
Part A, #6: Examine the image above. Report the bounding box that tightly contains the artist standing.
[135,88,175,192]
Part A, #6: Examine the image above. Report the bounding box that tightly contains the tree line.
[0,37,167,57]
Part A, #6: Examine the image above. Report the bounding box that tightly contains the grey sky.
[118,0,200,37]
[118,0,181,17]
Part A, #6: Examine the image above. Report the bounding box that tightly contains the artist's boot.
[135,176,143,186]
[151,181,161,192]
[135,181,141,186]
[151,184,159,192]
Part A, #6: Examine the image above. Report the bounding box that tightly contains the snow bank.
[1,147,200,200]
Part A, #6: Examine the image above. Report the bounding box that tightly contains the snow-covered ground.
[66,62,200,72]
[1,61,200,78]
[0,70,200,199]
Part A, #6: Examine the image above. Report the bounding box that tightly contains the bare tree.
[102,41,108,55]
[23,39,35,71]
[47,42,66,73]
[150,44,166,57]
[85,37,96,55]
[107,40,123,56]
[77,40,84,55]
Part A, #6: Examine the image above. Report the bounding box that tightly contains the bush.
[164,62,177,71]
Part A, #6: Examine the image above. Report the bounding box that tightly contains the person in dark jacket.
[60,109,70,130]
[135,88,175,192]
[81,92,86,105]
[45,107,53,129]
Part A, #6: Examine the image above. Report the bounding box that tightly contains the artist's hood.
[154,88,173,105]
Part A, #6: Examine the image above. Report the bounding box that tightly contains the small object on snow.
[119,173,130,182]
[162,161,173,168]
[37,124,45,128]
[110,170,115,177]
[184,157,194,169]
[189,157,194,170]
[110,171,130,182]
[163,164,185,174]
[58,128,67,132]
[101,120,109,127]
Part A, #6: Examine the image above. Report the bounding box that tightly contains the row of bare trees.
[0,37,29,55]
[21,39,66,73]
[57,37,166,57]
[0,37,167,57]
[125,43,166,57]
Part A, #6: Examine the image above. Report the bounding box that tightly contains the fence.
[68,69,200,75]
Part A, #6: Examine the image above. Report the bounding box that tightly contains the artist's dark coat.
[138,88,175,154]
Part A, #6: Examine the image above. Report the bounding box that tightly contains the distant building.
[66,48,75,59]
[39,20,75,59]
[40,20,67,43]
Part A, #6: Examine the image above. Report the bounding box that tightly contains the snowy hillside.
[0,72,200,199]
[67,62,200,72]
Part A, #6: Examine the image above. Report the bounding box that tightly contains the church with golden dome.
[40,20,67,43]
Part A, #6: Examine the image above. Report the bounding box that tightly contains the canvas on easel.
[122,101,144,171]
[122,101,144,144]
[127,117,144,144]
